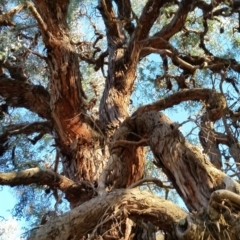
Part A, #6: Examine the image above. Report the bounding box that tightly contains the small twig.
[143,47,196,72]
[54,149,60,173]
[26,48,47,60]
[89,209,121,239]
[22,226,40,238]
[127,177,173,189]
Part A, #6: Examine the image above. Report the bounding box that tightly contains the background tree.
[0,0,240,239]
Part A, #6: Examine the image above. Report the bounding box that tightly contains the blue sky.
[0,187,16,217]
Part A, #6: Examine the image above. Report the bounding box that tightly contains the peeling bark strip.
[29,189,187,240]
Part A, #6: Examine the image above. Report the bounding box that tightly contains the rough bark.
[29,0,106,204]
[28,188,187,240]
[100,111,240,211]
[199,113,222,169]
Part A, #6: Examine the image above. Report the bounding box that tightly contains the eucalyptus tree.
[1,0,240,239]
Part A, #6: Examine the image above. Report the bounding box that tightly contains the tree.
[0,0,240,239]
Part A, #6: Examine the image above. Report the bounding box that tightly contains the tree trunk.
[29,188,187,240]
[30,1,109,206]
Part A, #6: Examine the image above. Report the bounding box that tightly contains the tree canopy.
[1,0,240,239]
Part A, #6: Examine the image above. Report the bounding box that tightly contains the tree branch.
[0,76,50,119]
[26,1,47,32]
[133,0,166,41]
[0,167,73,191]
[0,3,26,26]
[0,167,93,204]
[101,111,240,212]
[98,0,123,42]
[140,0,193,51]
[0,1,50,31]
[210,189,240,208]
[128,177,173,190]
[142,47,196,72]
[0,121,52,146]
[0,121,51,156]
[32,0,69,33]
[140,41,240,75]
[30,188,187,240]
[26,48,47,60]
[199,113,222,169]
[114,0,135,35]
[133,88,227,121]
